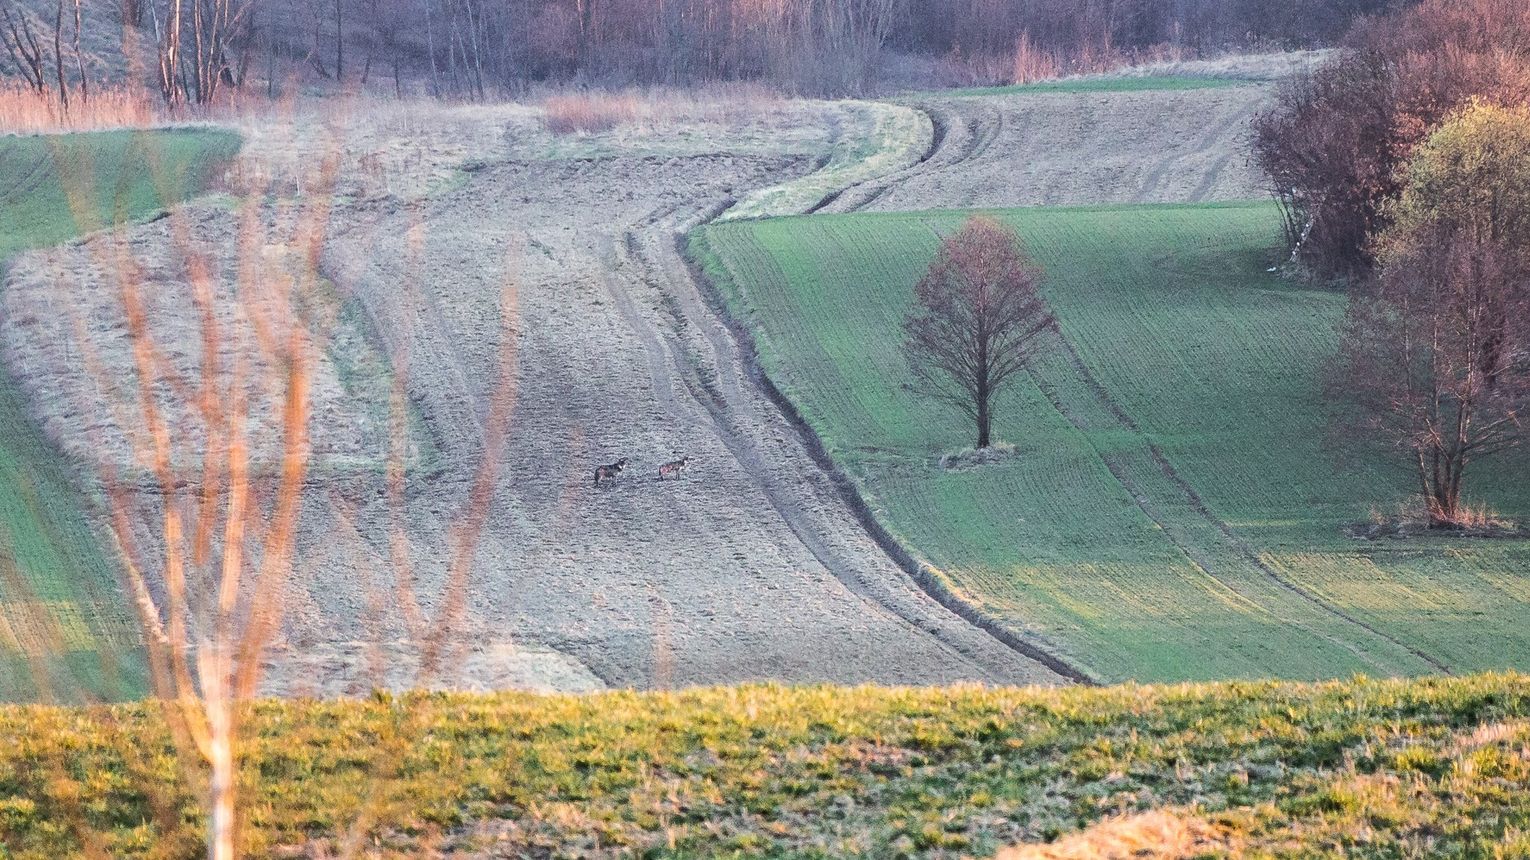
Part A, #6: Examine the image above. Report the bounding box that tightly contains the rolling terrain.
[694,201,1530,683]
[0,130,240,701]
[2,100,1065,696]
[0,72,1363,695]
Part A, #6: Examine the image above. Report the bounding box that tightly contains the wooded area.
[1,0,1400,104]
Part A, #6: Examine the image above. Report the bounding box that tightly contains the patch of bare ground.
[995,808,1239,860]
[1105,49,1332,82]
[822,83,1274,212]
[940,443,1021,470]
[1,95,1063,695]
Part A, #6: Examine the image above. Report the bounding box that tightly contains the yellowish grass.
[995,808,1239,859]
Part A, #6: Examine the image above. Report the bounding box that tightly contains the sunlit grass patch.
[2,675,1530,855]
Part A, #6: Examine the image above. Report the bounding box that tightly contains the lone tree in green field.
[903,216,1056,449]
[1333,101,1530,527]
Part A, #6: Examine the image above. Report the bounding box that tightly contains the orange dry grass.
[1011,33,1061,84]
[0,85,156,134]
[995,809,1239,859]
[542,91,642,134]
[541,83,782,134]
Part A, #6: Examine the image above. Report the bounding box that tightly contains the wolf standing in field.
[658,456,689,480]
[593,457,628,486]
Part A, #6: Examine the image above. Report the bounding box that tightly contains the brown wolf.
[657,456,689,480]
[593,457,629,486]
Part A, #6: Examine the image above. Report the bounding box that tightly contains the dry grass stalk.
[0,84,155,134]
[543,91,641,134]
[1011,32,1060,84]
[540,83,782,134]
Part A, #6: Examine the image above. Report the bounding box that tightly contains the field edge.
[683,227,1096,685]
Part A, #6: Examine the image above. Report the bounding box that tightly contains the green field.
[0,129,242,702]
[692,202,1530,684]
[2,675,1529,856]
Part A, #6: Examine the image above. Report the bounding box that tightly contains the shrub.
[1253,0,1530,279]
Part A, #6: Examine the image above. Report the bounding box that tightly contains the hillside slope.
[0,129,240,702]
[692,202,1530,683]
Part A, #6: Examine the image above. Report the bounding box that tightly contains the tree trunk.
[975,384,991,449]
[52,0,68,113]
[71,0,86,104]
[1422,448,1462,528]
[202,652,236,860]
[333,0,342,84]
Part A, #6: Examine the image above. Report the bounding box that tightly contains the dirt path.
[820,84,1273,213]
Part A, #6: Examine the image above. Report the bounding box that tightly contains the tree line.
[278,0,1404,96]
[3,0,1402,106]
[1255,0,1530,528]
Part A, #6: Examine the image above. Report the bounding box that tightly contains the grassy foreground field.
[0,129,241,702]
[691,202,1530,684]
[2,675,1530,856]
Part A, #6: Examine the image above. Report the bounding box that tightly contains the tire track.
[1039,333,1453,676]
[1134,95,1257,204]
[821,101,995,214]
[614,203,1077,685]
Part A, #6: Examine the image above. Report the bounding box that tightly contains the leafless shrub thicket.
[3,0,1395,110]
[541,88,636,133]
[1254,0,1530,279]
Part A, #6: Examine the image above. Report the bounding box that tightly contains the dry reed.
[0,85,156,134]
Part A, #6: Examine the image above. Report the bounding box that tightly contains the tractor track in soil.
[292,131,1071,692]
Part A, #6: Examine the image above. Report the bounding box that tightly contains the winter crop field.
[0,129,240,701]
[692,201,1530,684]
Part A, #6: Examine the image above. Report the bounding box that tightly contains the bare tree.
[70,0,86,104]
[148,0,254,106]
[0,1,47,95]
[333,0,342,83]
[903,216,1055,449]
[49,0,68,111]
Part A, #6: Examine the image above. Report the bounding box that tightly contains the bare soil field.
[822,83,1274,213]
[2,98,1062,695]
[0,69,1286,696]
